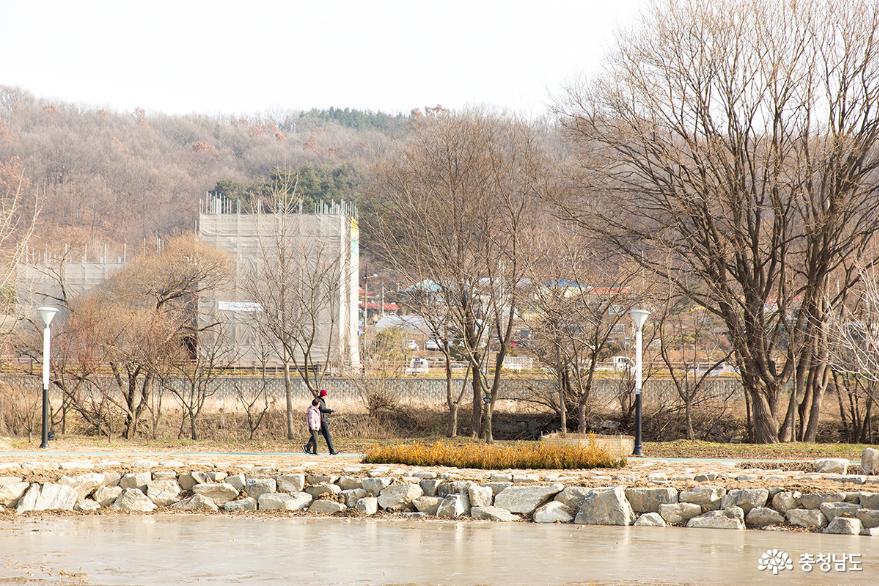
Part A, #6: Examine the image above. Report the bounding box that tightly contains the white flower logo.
[758,549,794,575]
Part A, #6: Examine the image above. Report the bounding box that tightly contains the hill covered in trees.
[0,86,411,250]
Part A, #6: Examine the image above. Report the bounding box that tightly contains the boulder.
[494,484,564,515]
[818,502,861,523]
[634,512,666,527]
[75,499,101,512]
[419,479,443,497]
[378,484,423,512]
[0,481,29,506]
[342,488,368,508]
[245,478,277,500]
[468,485,493,508]
[745,507,785,528]
[486,482,513,496]
[534,501,574,523]
[574,487,636,526]
[471,506,518,522]
[825,517,863,535]
[258,492,312,511]
[413,496,442,515]
[856,509,879,529]
[119,472,151,490]
[355,497,378,515]
[680,486,726,510]
[93,486,123,507]
[110,488,157,512]
[192,483,239,505]
[413,471,437,479]
[436,494,470,519]
[799,492,845,509]
[337,476,362,491]
[171,494,218,512]
[306,474,338,485]
[658,503,703,525]
[694,473,717,482]
[308,500,347,514]
[145,480,183,506]
[207,471,227,482]
[362,477,392,496]
[721,488,768,514]
[58,473,105,500]
[814,458,849,474]
[224,497,258,512]
[686,507,745,530]
[101,471,122,487]
[554,487,595,510]
[437,480,476,498]
[177,472,202,491]
[624,487,678,513]
[225,474,246,491]
[19,483,78,513]
[770,491,801,513]
[152,471,177,481]
[786,508,828,529]
[860,493,879,509]
[863,448,879,475]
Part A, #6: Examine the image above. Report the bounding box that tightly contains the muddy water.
[0,516,877,584]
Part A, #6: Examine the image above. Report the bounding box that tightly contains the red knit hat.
[319,389,328,397]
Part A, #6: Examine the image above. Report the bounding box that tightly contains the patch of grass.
[364,439,625,470]
[645,439,871,460]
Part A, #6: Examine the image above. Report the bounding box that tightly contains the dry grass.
[644,439,871,460]
[364,439,625,470]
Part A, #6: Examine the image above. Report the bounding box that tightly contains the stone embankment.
[1,448,878,536]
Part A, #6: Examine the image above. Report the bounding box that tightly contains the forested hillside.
[0,86,407,250]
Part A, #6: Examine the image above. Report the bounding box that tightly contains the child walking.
[304,399,322,454]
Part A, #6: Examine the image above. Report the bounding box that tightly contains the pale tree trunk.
[283,361,293,440]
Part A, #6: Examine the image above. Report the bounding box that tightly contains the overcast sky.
[1,0,645,117]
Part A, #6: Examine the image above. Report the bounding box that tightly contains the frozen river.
[0,515,876,584]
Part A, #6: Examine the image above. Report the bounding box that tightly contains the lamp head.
[630,308,650,330]
[37,306,59,328]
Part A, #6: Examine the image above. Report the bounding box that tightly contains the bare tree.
[233,336,276,440]
[559,0,879,442]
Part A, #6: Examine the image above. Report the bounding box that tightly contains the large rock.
[355,497,378,515]
[306,474,338,485]
[309,500,347,514]
[258,492,312,511]
[818,501,861,522]
[377,484,423,512]
[419,479,443,497]
[814,458,849,474]
[634,512,666,527]
[625,487,678,513]
[177,472,203,491]
[487,482,513,496]
[860,493,879,509]
[145,480,182,506]
[686,507,745,530]
[119,472,151,490]
[745,507,785,528]
[721,489,768,514]
[659,503,703,525]
[574,487,636,526]
[471,506,518,522]
[277,474,305,493]
[436,494,470,519]
[856,509,879,529]
[171,494,218,512]
[799,492,845,509]
[362,478,392,496]
[193,483,239,505]
[534,501,575,523]
[413,496,442,515]
[786,508,828,529]
[93,486,123,507]
[337,476,362,491]
[0,481,29,506]
[16,483,77,513]
[770,491,801,513]
[342,488,368,508]
[494,484,563,515]
[468,485,493,508]
[554,487,594,510]
[224,497,257,512]
[58,473,105,501]
[225,474,246,491]
[863,448,879,475]
[110,488,157,512]
[680,486,726,510]
[245,478,277,499]
[15,484,40,513]
[101,472,122,487]
[825,517,863,535]
[437,480,476,498]
[75,499,101,512]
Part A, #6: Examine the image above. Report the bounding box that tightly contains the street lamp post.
[37,306,59,449]
[630,308,650,457]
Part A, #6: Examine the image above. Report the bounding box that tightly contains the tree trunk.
[577,401,587,434]
[750,391,779,443]
[558,368,567,436]
[685,399,694,440]
[189,411,198,440]
[471,367,483,439]
[482,401,493,443]
[283,361,293,440]
[448,403,458,438]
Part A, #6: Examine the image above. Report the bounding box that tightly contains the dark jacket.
[318,397,333,424]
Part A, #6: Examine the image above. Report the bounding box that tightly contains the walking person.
[317,389,338,455]
[304,399,322,454]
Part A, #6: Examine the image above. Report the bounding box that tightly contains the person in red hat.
[316,389,338,455]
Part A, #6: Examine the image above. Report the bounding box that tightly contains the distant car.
[405,357,430,375]
[405,340,418,351]
[611,355,633,371]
